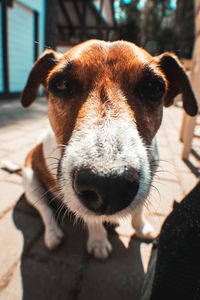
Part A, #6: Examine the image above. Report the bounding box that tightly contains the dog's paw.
[44,225,64,250]
[87,238,112,260]
[134,222,156,241]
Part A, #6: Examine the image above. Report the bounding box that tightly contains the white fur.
[23,167,64,249]
[132,205,156,240]
[23,97,157,259]
[60,112,152,224]
[43,128,61,180]
[87,222,112,259]
[55,97,156,258]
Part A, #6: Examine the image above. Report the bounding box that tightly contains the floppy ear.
[155,53,198,117]
[21,49,62,108]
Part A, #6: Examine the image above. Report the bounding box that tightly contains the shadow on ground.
[0,98,48,128]
[13,194,146,300]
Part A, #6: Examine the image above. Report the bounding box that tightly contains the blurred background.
[0,0,195,99]
[0,1,200,300]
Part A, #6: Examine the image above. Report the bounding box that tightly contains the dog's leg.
[23,167,64,249]
[131,137,158,240]
[86,222,112,260]
[132,206,156,240]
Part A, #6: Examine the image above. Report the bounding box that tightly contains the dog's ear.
[21,49,62,108]
[155,53,198,116]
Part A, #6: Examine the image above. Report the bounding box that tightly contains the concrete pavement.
[0,97,199,300]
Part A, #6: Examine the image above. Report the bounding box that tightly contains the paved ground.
[0,97,199,300]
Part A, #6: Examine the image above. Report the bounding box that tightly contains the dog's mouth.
[72,166,140,215]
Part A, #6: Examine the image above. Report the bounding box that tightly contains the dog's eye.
[54,79,73,93]
[49,77,73,96]
[136,78,165,101]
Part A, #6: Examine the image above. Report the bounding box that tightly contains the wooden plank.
[34,11,39,60]
[81,0,88,41]
[59,0,74,36]
[0,4,4,92]
[2,3,9,93]
[8,1,34,92]
[181,0,200,159]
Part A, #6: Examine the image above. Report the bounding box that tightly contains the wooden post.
[181,0,200,159]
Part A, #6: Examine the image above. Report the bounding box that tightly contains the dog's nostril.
[81,190,98,202]
[73,169,103,210]
[80,190,102,210]
[73,167,139,215]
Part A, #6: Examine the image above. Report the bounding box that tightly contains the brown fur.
[46,41,166,146]
[21,40,198,188]
[25,144,57,191]
[19,40,199,260]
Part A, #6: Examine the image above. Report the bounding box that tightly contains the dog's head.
[21,40,198,222]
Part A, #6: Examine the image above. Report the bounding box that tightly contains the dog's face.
[21,40,198,222]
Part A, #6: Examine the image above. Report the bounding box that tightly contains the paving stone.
[140,245,157,300]
[0,181,23,217]
[13,201,44,255]
[178,172,198,196]
[156,158,179,182]
[30,213,88,267]
[140,243,153,274]
[18,257,76,300]
[115,216,134,238]
[79,235,146,300]
[19,118,49,130]
[1,138,33,153]
[0,98,199,300]
[144,179,183,237]
[0,149,9,161]
[0,168,9,181]
[186,152,200,178]
[0,212,23,280]
[0,124,22,137]
[5,150,27,166]
[13,193,39,217]
[0,129,26,144]
[0,261,22,300]
[6,173,23,185]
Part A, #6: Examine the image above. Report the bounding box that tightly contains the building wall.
[94,0,114,26]
[18,0,43,12]
[17,0,45,55]
[0,5,3,92]
[8,2,34,92]
[0,0,45,96]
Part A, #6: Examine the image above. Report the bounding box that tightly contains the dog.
[21,40,198,260]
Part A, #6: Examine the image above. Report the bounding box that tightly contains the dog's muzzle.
[73,166,139,215]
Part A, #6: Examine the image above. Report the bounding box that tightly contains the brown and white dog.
[21,40,198,260]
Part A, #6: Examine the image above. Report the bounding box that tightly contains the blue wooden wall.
[0,0,45,95]
[17,0,45,55]
[0,4,3,92]
[8,2,34,92]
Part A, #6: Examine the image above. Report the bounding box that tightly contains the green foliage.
[140,0,174,55]
[117,0,194,57]
[118,0,141,45]
[119,19,140,44]
[173,0,194,58]
[116,0,195,57]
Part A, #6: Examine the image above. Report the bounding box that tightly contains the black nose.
[73,167,139,215]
